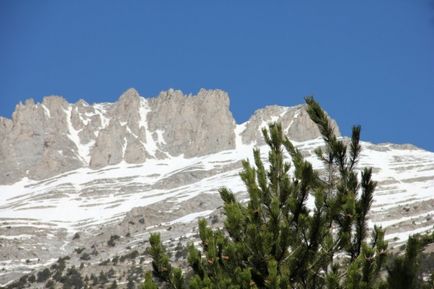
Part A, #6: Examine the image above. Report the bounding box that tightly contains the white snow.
[285,107,301,133]
[41,105,51,118]
[64,106,92,164]
[386,224,434,243]
[139,97,159,156]
[0,234,33,240]
[169,210,213,224]
[234,122,248,149]
[93,103,110,129]
[154,129,166,145]
[0,136,433,243]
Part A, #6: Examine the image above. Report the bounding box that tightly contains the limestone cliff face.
[0,97,84,184]
[240,105,340,145]
[0,88,339,184]
[88,88,236,168]
[147,88,236,158]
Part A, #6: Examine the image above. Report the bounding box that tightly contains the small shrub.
[211,214,219,224]
[109,280,118,289]
[27,274,36,283]
[99,271,108,284]
[90,274,98,286]
[91,248,98,256]
[107,268,116,278]
[107,235,120,247]
[37,268,51,282]
[127,279,135,289]
[63,267,83,289]
[74,247,85,254]
[80,253,91,261]
[45,279,55,289]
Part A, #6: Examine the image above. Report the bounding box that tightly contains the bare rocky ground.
[1,192,227,289]
[5,189,434,289]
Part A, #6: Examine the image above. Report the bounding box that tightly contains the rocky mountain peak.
[75,98,89,107]
[117,88,141,108]
[157,88,185,99]
[196,88,230,106]
[239,104,340,145]
[0,89,339,184]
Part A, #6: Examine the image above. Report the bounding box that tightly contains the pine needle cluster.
[144,97,433,289]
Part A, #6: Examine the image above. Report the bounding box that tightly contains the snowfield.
[1,137,434,241]
[0,133,434,285]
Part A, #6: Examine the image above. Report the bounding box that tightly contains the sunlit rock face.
[0,88,337,183]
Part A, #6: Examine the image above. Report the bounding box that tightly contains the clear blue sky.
[1,1,433,151]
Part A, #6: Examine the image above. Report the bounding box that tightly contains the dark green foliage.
[51,257,68,282]
[143,272,158,289]
[108,267,116,278]
[127,250,140,260]
[112,255,119,265]
[80,252,91,260]
[143,97,405,288]
[74,247,85,254]
[147,233,184,289]
[90,273,98,286]
[127,278,136,289]
[108,234,121,247]
[27,274,36,283]
[386,233,434,289]
[37,268,51,282]
[119,250,140,263]
[99,270,109,284]
[387,236,420,289]
[174,242,188,260]
[45,279,55,289]
[62,267,83,289]
[110,280,118,289]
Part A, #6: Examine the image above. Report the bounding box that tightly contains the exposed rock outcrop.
[0,88,339,184]
[240,104,340,145]
[0,97,84,183]
[147,88,236,157]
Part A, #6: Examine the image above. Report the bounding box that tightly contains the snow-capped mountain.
[0,89,433,285]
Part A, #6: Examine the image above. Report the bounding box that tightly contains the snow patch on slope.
[235,122,247,149]
[0,139,433,244]
[139,98,158,157]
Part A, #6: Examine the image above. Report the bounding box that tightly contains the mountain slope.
[0,89,433,285]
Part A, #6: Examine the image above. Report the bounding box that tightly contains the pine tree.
[386,230,434,289]
[143,272,158,289]
[387,236,421,289]
[144,97,432,288]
